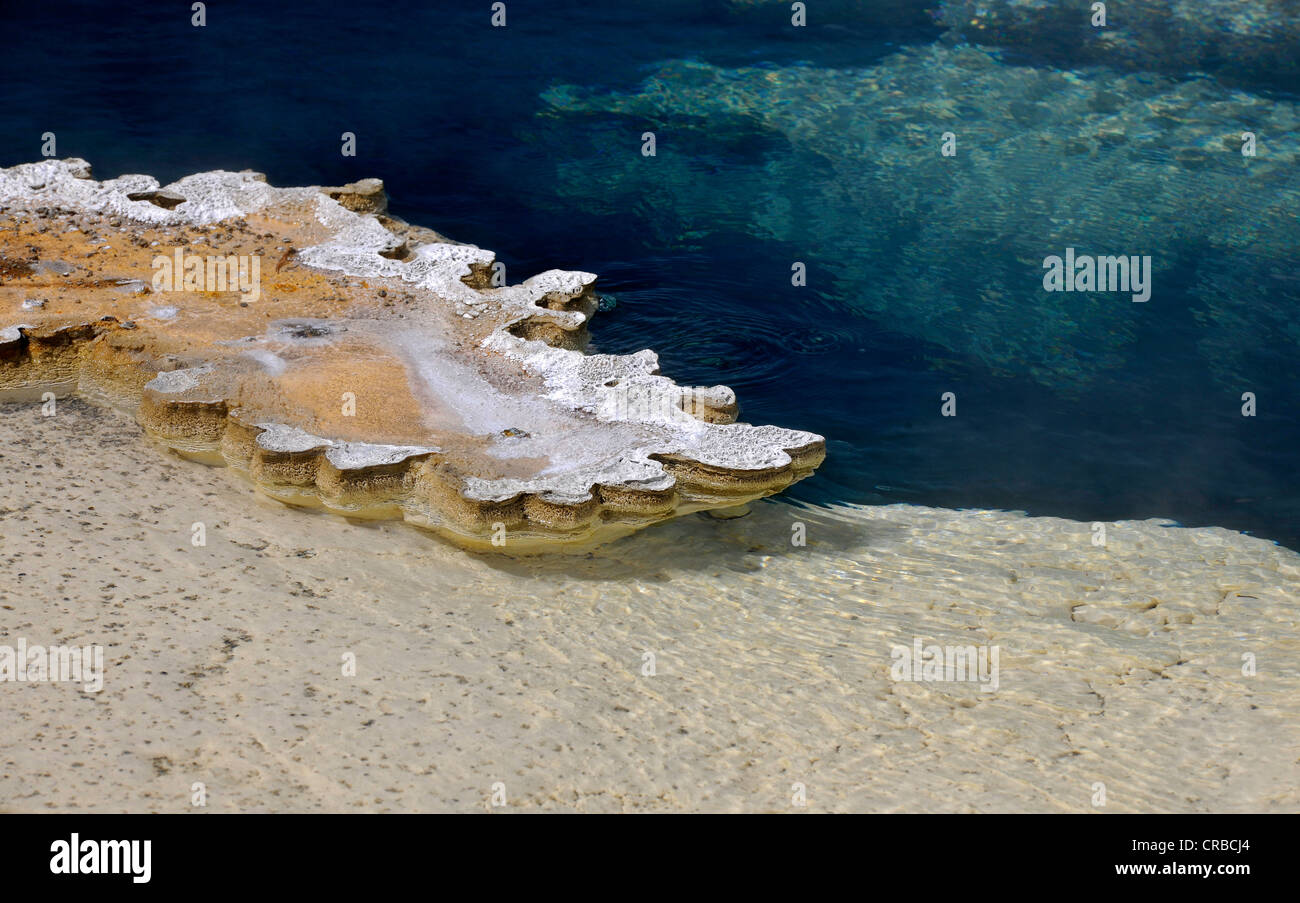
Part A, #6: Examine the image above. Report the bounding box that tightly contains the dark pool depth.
[4,1,1297,547]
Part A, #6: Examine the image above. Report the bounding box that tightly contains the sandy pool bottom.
[1,400,1297,812]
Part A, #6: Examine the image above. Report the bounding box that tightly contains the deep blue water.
[3,1,1298,548]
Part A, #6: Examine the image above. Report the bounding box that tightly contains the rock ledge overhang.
[0,159,824,550]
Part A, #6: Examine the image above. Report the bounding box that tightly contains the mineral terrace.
[0,159,824,550]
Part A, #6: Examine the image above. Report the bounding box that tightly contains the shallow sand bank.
[1,399,1297,811]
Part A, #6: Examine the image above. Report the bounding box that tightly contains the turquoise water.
[3,1,1297,546]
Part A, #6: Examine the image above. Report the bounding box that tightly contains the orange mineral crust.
[0,159,824,550]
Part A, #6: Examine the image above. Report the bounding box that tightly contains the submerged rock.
[0,158,824,551]
[536,43,1300,389]
[937,0,1300,92]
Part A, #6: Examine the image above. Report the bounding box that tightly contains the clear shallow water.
[3,1,1297,547]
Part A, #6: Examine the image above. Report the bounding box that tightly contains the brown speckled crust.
[0,160,823,550]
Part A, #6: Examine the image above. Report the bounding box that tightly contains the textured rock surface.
[0,159,823,549]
